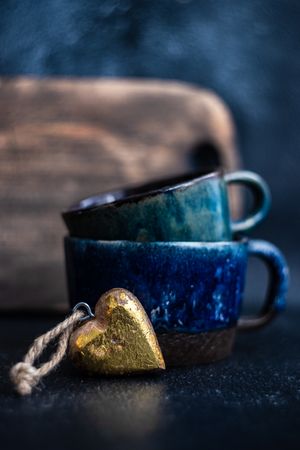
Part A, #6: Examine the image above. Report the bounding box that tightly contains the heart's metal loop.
[72,302,95,322]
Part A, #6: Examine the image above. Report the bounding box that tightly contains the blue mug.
[62,170,271,242]
[65,237,288,363]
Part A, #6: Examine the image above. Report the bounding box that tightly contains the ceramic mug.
[62,170,271,242]
[64,237,288,365]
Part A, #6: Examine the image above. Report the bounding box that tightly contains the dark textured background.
[1,0,299,299]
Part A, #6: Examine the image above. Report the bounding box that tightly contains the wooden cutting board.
[0,77,239,311]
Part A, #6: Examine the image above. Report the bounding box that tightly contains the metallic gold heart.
[69,288,165,374]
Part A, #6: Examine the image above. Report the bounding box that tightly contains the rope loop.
[10,303,93,396]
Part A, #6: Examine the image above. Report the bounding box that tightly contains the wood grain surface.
[0,77,239,311]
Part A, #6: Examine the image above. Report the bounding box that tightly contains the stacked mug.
[63,170,289,365]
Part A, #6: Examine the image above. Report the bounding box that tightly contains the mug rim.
[65,236,248,249]
[63,169,222,216]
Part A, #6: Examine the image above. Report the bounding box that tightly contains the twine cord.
[10,309,85,396]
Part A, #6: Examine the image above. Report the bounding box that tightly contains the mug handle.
[238,240,289,330]
[224,171,271,234]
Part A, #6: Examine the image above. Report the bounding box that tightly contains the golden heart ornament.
[69,288,165,374]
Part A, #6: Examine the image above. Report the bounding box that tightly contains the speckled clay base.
[157,327,236,366]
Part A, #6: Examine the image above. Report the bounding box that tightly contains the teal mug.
[63,170,271,242]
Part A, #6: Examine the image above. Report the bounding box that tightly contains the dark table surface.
[1,306,300,450]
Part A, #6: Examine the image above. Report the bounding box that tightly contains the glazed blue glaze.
[247,239,289,313]
[65,238,288,333]
[63,171,270,242]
